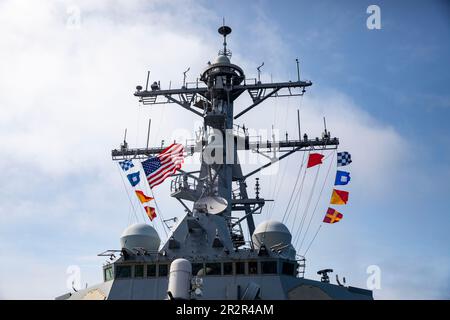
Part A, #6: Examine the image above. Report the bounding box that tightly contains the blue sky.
[0,0,449,299]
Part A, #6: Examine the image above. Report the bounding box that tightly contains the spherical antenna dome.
[120,223,160,252]
[252,220,292,250]
[214,55,230,64]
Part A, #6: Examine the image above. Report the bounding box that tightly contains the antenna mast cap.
[218,25,232,36]
[218,25,232,57]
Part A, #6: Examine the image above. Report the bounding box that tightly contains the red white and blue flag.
[141,143,184,189]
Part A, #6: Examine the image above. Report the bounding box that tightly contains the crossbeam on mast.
[111,136,338,160]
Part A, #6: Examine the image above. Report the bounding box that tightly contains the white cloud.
[0,0,219,176]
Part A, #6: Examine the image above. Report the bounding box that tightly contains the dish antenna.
[194,196,228,214]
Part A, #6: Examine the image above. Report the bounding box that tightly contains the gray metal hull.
[62,275,372,300]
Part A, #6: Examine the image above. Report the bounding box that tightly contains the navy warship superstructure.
[57,26,372,300]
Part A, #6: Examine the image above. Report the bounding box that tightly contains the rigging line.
[139,163,165,237]
[266,158,279,217]
[293,158,321,246]
[298,151,336,252]
[280,162,303,223]
[288,164,307,234]
[136,199,147,223]
[265,128,276,215]
[281,150,309,223]
[303,224,323,257]
[279,96,305,221]
[148,187,169,238]
[262,92,278,216]
[293,145,328,245]
[282,94,306,224]
[269,98,295,218]
[268,155,291,219]
[292,144,329,243]
[284,151,308,225]
[116,164,139,224]
[268,94,290,216]
[126,194,133,225]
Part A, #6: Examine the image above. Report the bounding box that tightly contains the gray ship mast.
[112,25,339,251]
[55,25,376,301]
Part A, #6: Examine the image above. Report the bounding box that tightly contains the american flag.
[141,143,184,189]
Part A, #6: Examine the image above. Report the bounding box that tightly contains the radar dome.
[120,223,160,252]
[214,55,230,64]
[252,220,292,250]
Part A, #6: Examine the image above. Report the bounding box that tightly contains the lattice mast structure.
[112,26,339,248]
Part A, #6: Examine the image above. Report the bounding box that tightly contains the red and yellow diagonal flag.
[330,189,349,205]
[144,206,157,221]
[323,207,343,224]
[135,190,154,203]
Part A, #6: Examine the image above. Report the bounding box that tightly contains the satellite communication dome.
[252,220,292,250]
[214,55,230,64]
[120,223,160,252]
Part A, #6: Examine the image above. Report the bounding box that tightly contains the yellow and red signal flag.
[330,189,349,205]
[144,206,157,221]
[307,153,324,168]
[323,207,343,224]
[135,190,154,203]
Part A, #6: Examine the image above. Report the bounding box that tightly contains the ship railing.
[170,174,198,193]
[243,77,258,85]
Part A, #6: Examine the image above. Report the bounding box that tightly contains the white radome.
[214,55,230,64]
[252,220,292,250]
[120,223,160,252]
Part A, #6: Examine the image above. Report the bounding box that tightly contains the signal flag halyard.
[145,206,157,221]
[330,189,349,205]
[323,207,343,224]
[135,190,154,203]
[307,153,324,168]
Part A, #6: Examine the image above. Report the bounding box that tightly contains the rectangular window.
[159,264,168,277]
[223,262,233,275]
[147,264,156,277]
[192,263,203,276]
[261,261,278,274]
[205,263,221,275]
[248,261,258,274]
[134,265,144,277]
[115,265,131,279]
[235,262,245,275]
[282,262,295,276]
[104,266,113,281]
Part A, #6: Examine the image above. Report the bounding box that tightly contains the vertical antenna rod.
[296,58,300,81]
[146,118,152,150]
[218,22,232,56]
[297,109,301,140]
[257,62,264,83]
[182,67,190,88]
[145,71,150,91]
[222,17,227,53]
[121,128,128,151]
